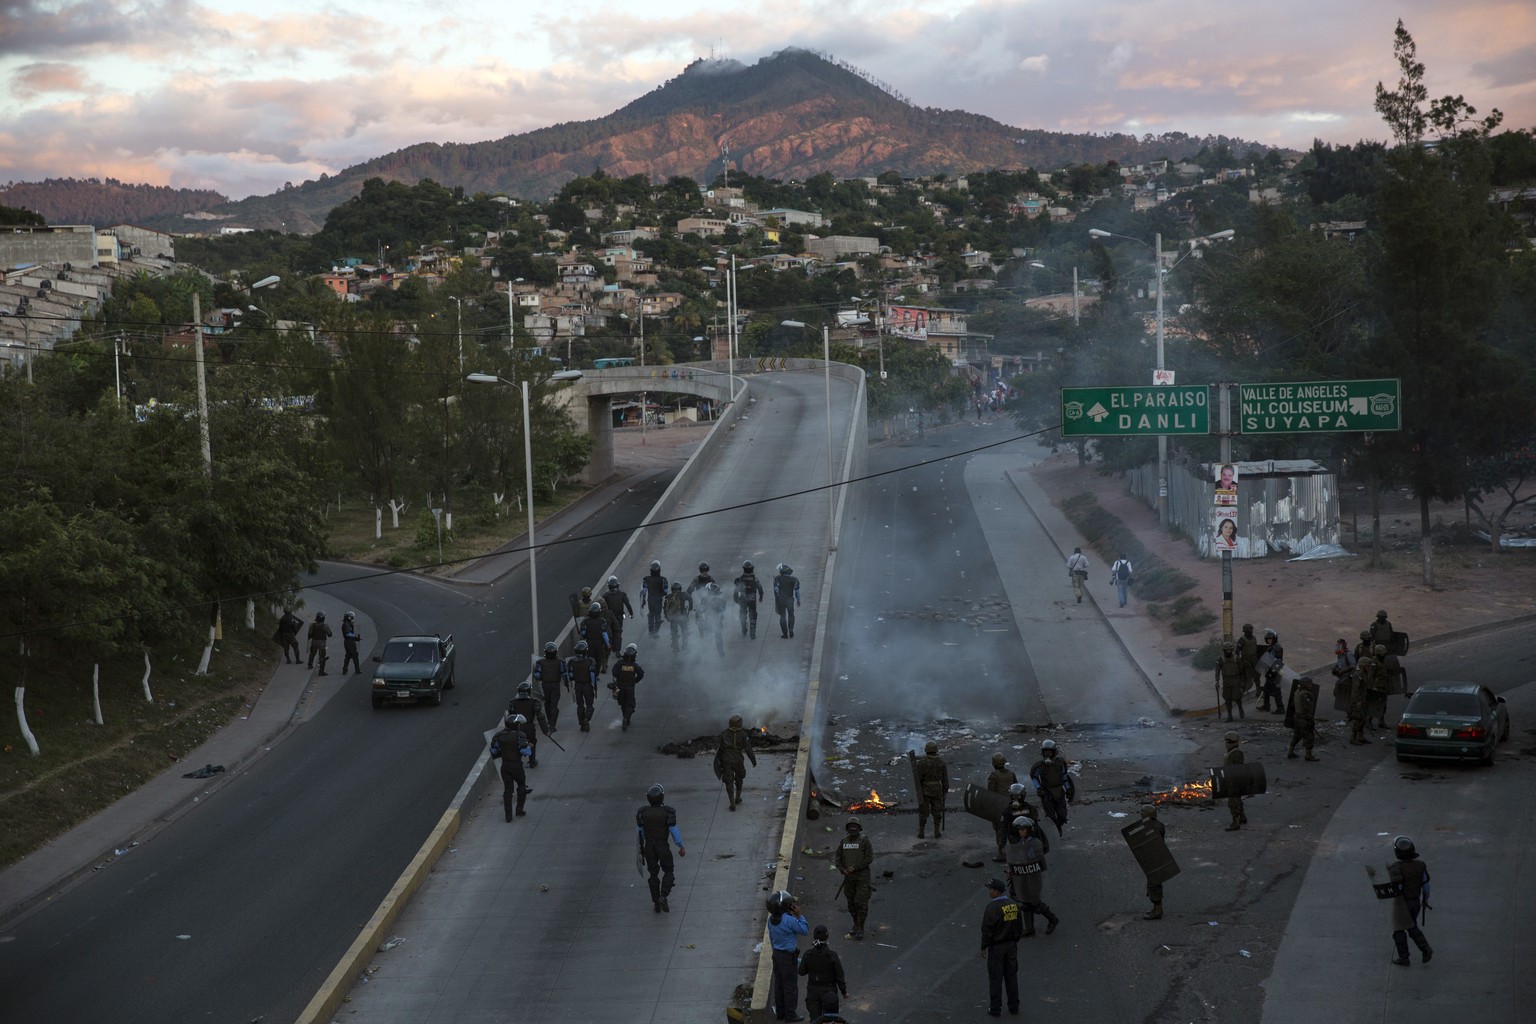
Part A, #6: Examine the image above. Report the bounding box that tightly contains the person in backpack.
[1109,554,1134,608]
[275,608,303,664]
[663,581,693,653]
[734,560,765,639]
[639,561,669,637]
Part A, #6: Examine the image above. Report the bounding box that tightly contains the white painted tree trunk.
[92,663,103,725]
[375,507,383,539]
[16,687,39,756]
[389,499,407,528]
[142,649,154,703]
[493,492,504,518]
[445,511,452,532]
[195,622,215,675]
[244,599,256,630]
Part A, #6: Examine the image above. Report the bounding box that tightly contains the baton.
[543,731,567,752]
[833,876,847,902]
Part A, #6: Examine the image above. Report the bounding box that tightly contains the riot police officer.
[774,563,801,639]
[1236,623,1260,696]
[914,740,949,839]
[639,560,669,637]
[533,641,568,731]
[601,576,634,648]
[1029,739,1074,836]
[1215,640,1246,721]
[507,681,551,767]
[734,560,765,638]
[1258,628,1285,712]
[489,715,531,821]
[1139,805,1166,919]
[568,640,599,732]
[664,581,693,653]
[636,783,686,912]
[306,610,332,674]
[579,601,612,674]
[696,581,728,655]
[1005,816,1059,935]
[340,611,362,675]
[610,643,644,731]
[987,754,1019,862]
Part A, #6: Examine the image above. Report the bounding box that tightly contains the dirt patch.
[1030,454,1536,673]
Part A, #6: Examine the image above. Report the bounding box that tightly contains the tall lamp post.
[466,370,584,659]
[784,321,840,551]
[1086,227,1233,525]
[1026,261,1080,326]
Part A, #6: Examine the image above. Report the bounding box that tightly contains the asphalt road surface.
[0,474,671,1024]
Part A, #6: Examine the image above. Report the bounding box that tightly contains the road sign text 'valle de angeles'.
[1239,378,1401,434]
[1060,385,1209,437]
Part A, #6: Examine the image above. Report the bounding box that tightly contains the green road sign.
[1060,385,1209,436]
[1239,378,1401,434]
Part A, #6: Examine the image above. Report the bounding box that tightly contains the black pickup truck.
[371,633,456,708]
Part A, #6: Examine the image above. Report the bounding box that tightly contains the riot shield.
[1332,675,1353,713]
[1122,818,1180,885]
[907,750,922,798]
[1209,762,1267,799]
[1390,631,1410,657]
[1382,655,1408,695]
[964,783,1010,823]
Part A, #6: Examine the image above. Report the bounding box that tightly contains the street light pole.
[1154,231,1168,525]
[521,380,539,653]
[823,324,837,550]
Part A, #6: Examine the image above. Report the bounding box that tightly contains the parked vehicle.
[1395,682,1509,765]
[371,634,456,708]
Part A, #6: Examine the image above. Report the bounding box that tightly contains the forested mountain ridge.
[10,50,1268,235]
[0,178,228,228]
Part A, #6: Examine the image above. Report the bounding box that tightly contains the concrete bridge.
[560,358,845,481]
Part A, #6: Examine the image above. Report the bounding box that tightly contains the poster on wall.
[1213,463,1239,507]
[1212,511,1238,551]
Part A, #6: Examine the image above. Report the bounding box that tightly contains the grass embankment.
[0,611,277,870]
[1058,492,1223,668]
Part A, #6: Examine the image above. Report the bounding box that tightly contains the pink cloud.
[9,60,92,97]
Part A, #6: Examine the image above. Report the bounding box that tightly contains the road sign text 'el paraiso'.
[1060,385,1209,437]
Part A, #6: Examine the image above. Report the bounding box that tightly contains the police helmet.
[1041,739,1057,754]
[1264,628,1277,640]
[574,640,589,654]
[729,713,743,727]
[1222,640,1236,652]
[623,642,638,657]
[705,582,721,593]
[580,586,592,600]
[314,610,326,622]
[1393,835,1416,857]
[992,753,1007,768]
[589,602,604,615]
[671,581,683,591]
[1012,815,1035,829]
[517,681,533,697]
[343,610,355,621]
[781,564,792,576]
[647,784,665,805]
[698,561,710,573]
[742,560,754,572]
[607,576,620,591]
[543,642,558,657]
[649,560,661,573]
[925,740,938,754]
[1008,783,1027,797]
[845,817,862,832]
[509,713,527,727]
[1140,804,1158,819]
[1377,609,1389,620]
[1373,644,1387,657]
[1360,629,1371,640]
[1242,622,1253,632]
[1225,731,1240,745]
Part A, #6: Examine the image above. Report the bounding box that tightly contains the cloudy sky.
[2,0,1532,200]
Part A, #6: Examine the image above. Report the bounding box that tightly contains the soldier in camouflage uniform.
[1222,732,1247,831]
[836,818,874,940]
[914,740,950,839]
[1365,644,1392,731]
[987,753,1018,862]
[1215,641,1246,721]
[1235,623,1261,696]
[1286,677,1319,761]
[714,713,757,810]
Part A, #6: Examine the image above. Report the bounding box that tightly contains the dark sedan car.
[1395,682,1510,765]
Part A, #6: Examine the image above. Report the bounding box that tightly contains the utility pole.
[192,293,212,477]
[1219,382,1234,640]
[1154,232,1168,525]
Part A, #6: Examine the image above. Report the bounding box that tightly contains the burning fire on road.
[846,789,892,812]
[1151,777,1214,804]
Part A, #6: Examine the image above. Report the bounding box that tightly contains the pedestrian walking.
[774,563,801,638]
[340,611,362,674]
[274,607,303,664]
[979,878,1024,1017]
[610,643,644,731]
[1109,554,1134,608]
[636,783,685,912]
[1066,547,1089,603]
[913,740,949,839]
[1372,835,1434,966]
[835,817,873,940]
[798,924,847,1023]
[714,714,757,810]
[533,642,568,731]
[306,610,332,674]
[766,890,808,1021]
[489,715,531,821]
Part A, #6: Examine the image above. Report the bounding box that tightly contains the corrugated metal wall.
[1128,461,1339,559]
